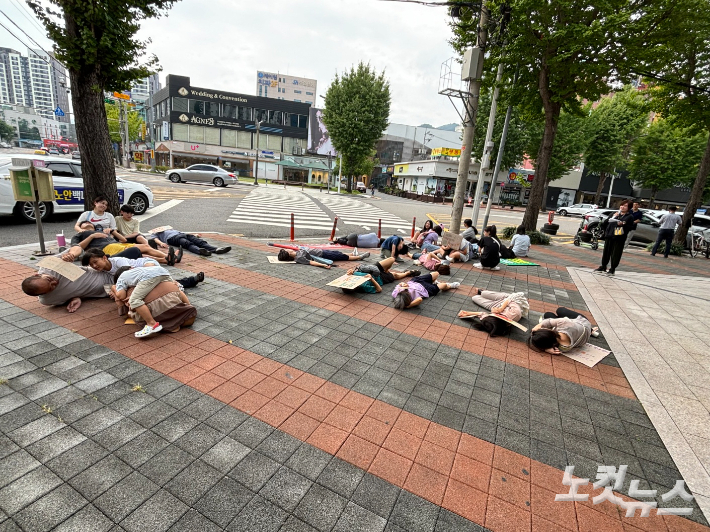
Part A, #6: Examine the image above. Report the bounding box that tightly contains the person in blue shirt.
[380,235,409,262]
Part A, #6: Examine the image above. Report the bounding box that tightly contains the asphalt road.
[0,169,583,247]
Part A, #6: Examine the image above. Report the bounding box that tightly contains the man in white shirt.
[650,206,683,258]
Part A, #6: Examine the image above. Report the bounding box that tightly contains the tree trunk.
[648,186,658,209]
[522,73,561,231]
[593,171,607,206]
[347,175,352,193]
[674,132,710,245]
[65,12,119,214]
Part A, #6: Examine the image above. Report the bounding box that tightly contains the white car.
[165,164,238,187]
[556,203,598,216]
[0,154,154,222]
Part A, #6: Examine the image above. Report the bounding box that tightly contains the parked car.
[48,148,60,155]
[0,154,154,221]
[165,164,237,187]
[356,181,367,193]
[556,203,598,216]
[71,151,81,160]
[0,142,11,149]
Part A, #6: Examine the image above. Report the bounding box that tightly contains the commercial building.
[130,74,161,103]
[256,71,317,104]
[0,48,69,123]
[0,103,74,147]
[149,74,324,181]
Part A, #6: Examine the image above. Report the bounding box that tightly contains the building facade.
[0,103,73,147]
[0,48,69,123]
[130,74,161,103]
[149,75,312,179]
[256,71,317,105]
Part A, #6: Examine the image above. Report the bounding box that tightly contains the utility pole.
[470,62,504,227]
[254,120,261,185]
[327,151,332,193]
[124,100,131,169]
[450,3,490,234]
[338,154,342,194]
[482,102,513,229]
[148,87,156,172]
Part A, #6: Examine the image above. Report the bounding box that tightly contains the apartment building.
[256,71,317,105]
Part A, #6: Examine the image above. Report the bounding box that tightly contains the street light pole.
[254,120,262,185]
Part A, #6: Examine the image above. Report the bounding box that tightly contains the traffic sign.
[54,107,65,117]
[113,92,130,100]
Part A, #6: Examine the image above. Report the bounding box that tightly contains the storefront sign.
[258,72,278,81]
[162,121,169,140]
[221,150,253,157]
[190,144,205,153]
[431,147,462,157]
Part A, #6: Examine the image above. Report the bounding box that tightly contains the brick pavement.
[0,238,708,531]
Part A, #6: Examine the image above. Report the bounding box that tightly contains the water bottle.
[56,231,66,247]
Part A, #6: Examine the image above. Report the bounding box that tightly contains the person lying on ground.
[331,232,381,248]
[81,248,204,288]
[71,222,178,265]
[73,195,116,233]
[277,247,370,269]
[508,225,531,257]
[115,204,150,246]
[409,219,434,246]
[471,225,501,270]
[416,252,451,275]
[437,236,476,263]
[380,235,411,262]
[341,258,421,294]
[391,271,460,309]
[465,289,530,337]
[113,264,173,338]
[528,307,599,355]
[149,227,230,257]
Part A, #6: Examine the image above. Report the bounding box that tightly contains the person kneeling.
[392,271,459,309]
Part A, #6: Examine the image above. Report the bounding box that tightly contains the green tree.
[322,63,391,193]
[584,88,648,205]
[451,0,676,230]
[472,91,530,171]
[643,0,710,244]
[0,120,14,142]
[28,0,177,213]
[629,119,708,208]
[18,119,41,141]
[105,103,145,143]
[334,150,379,183]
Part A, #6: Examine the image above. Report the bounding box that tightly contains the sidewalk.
[0,238,708,531]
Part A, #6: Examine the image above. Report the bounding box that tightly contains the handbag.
[614,226,624,236]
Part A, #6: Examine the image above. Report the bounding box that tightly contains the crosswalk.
[227,189,334,230]
[316,195,411,233]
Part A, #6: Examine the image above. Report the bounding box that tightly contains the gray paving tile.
[0,450,41,489]
[93,418,144,452]
[227,494,288,532]
[230,416,274,448]
[259,466,312,512]
[279,516,320,532]
[13,484,87,532]
[52,504,113,532]
[332,501,387,532]
[138,444,194,486]
[286,444,333,482]
[193,477,253,528]
[0,465,63,514]
[8,414,65,447]
[228,451,280,492]
[317,457,365,500]
[201,436,250,474]
[435,509,489,531]
[46,439,109,481]
[173,423,222,457]
[129,400,176,429]
[164,459,222,505]
[94,471,160,522]
[69,454,133,501]
[389,490,439,532]
[256,430,302,464]
[168,509,221,532]
[120,489,188,532]
[294,484,348,532]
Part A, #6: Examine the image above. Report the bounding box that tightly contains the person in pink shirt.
[392,272,459,309]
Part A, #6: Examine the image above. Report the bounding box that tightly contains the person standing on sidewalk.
[623,202,644,250]
[651,206,683,258]
[595,200,634,275]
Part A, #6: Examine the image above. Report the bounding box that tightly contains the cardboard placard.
[327,274,370,289]
[148,225,173,234]
[267,256,295,264]
[457,310,528,331]
[562,343,611,368]
[37,256,86,282]
[441,231,463,250]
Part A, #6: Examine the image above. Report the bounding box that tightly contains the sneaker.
[167,247,176,266]
[196,272,205,283]
[608,269,615,275]
[214,247,231,254]
[353,247,358,256]
[359,252,370,260]
[395,257,405,263]
[591,328,600,338]
[135,323,162,338]
[449,282,461,289]
[491,266,501,271]
[445,255,453,261]
[175,247,184,264]
[407,269,421,277]
[473,263,483,269]
[199,248,212,256]
[477,288,483,295]
[594,266,606,272]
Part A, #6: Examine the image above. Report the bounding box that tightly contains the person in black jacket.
[472,225,502,270]
[595,200,635,275]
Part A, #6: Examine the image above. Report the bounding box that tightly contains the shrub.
[156,165,169,173]
[645,241,684,256]
[501,226,550,245]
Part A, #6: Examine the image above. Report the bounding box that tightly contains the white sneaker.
[591,328,600,337]
[445,255,453,261]
[135,323,162,338]
[353,247,358,256]
[449,282,460,289]
[491,266,501,271]
[473,263,483,269]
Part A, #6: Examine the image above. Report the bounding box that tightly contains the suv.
[356,181,367,193]
[557,203,598,216]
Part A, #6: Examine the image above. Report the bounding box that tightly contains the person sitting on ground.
[437,236,476,263]
[471,225,502,270]
[409,220,434,246]
[81,248,204,289]
[113,264,173,338]
[461,218,479,243]
[416,251,451,275]
[115,204,150,246]
[331,232,381,248]
[418,224,443,249]
[380,235,410,262]
[71,222,178,265]
[73,195,116,233]
[466,289,530,337]
[391,271,460,309]
[277,247,370,269]
[529,307,599,355]
[149,227,230,257]
[508,225,531,258]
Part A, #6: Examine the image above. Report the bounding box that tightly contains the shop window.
[268,111,284,125]
[205,101,219,117]
[222,104,237,119]
[254,109,268,123]
[173,123,188,141]
[267,135,281,151]
[237,131,252,148]
[204,127,220,145]
[289,114,299,127]
[189,125,204,143]
[221,129,237,147]
[238,106,252,121]
[298,115,307,128]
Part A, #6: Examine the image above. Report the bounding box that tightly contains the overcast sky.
[2,0,463,127]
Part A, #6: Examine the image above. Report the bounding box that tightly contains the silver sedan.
[165,164,238,187]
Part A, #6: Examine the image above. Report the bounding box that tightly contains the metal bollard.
[378,219,382,239]
[290,213,295,241]
[411,217,416,238]
[330,216,339,241]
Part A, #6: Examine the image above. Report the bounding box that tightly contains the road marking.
[136,199,182,222]
[397,229,406,234]
[362,226,371,230]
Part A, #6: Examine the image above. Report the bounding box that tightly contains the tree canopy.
[0,120,15,142]
[322,63,391,193]
[105,103,145,144]
[526,110,588,184]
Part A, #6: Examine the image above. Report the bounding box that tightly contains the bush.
[645,241,684,256]
[135,163,150,171]
[501,226,550,245]
[156,165,169,173]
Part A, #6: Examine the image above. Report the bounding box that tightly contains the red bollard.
[411,217,416,238]
[548,211,555,224]
[378,219,382,239]
[330,216,339,241]
[290,213,295,241]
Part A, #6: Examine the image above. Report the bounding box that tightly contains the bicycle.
[689,228,710,258]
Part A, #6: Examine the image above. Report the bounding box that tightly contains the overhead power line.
[9,0,45,36]
[0,9,65,69]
